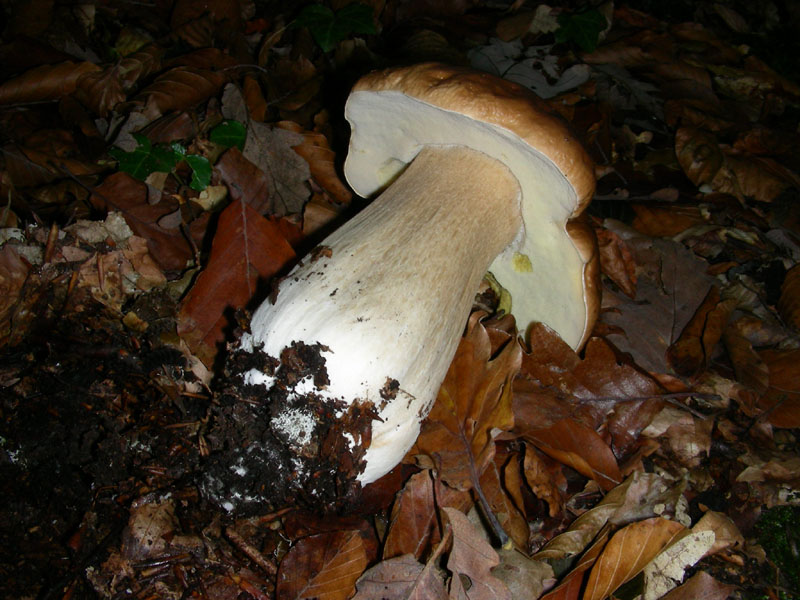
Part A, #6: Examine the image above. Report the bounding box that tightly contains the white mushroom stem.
[242,145,522,483]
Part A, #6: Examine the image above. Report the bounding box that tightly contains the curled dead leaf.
[0,61,101,105]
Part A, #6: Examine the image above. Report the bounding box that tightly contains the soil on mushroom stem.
[201,339,378,515]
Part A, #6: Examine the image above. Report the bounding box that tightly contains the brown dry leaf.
[659,571,736,600]
[631,204,708,238]
[722,317,770,395]
[383,470,471,561]
[599,220,715,374]
[136,66,228,120]
[756,348,800,428]
[352,554,448,600]
[666,286,736,378]
[641,406,713,467]
[215,148,275,215]
[177,200,296,366]
[675,127,800,202]
[539,523,611,600]
[778,263,800,331]
[414,313,522,491]
[583,517,686,600]
[0,245,30,349]
[89,172,209,272]
[521,417,622,491]
[517,324,664,456]
[0,61,101,105]
[595,224,637,298]
[74,64,127,117]
[643,529,716,599]
[493,547,554,600]
[443,507,511,600]
[736,449,800,483]
[277,121,353,205]
[523,445,567,517]
[692,510,744,557]
[478,458,529,549]
[276,529,368,600]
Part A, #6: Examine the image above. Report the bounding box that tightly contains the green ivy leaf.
[556,9,607,53]
[294,3,376,53]
[109,134,159,180]
[209,120,246,150]
[185,155,212,191]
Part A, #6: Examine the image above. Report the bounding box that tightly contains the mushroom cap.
[344,63,599,349]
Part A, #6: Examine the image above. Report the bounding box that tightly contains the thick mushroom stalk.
[241,145,522,484]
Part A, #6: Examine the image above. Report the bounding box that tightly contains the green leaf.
[150,145,182,173]
[556,9,607,53]
[209,120,246,150]
[185,155,212,191]
[109,134,158,180]
[294,3,375,53]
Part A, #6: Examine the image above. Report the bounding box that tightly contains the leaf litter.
[1,1,800,599]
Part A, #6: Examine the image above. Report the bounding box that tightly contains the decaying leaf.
[353,554,448,600]
[0,61,101,104]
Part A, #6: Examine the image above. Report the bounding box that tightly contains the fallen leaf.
[276,529,367,600]
[177,200,295,366]
[756,348,800,428]
[0,245,30,348]
[595,224,637,298]
[523,444,567,518]
[642,529,716,600]
[492,547,554,600]
[443,507,511,600]
[778,263,800,331]
[0,61,101,104]
[414,313,522,491]
[658,571,736,600]
[136,66,228,121]
[352,554,448,600]
[478,457,529,549]
[583,517,686,600]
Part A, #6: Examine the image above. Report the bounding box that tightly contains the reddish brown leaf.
[756,348,800,428]
[521,418,622,491]
[778,263,800,331]
[178,200,295,366]
[595,225,637,298]
[215,148,275,215]
[584,517,685,600]
[0,61,101,105]
[277,121,352,205]
[414,313,522,491]
[74,65,127,117]
[631,203,707,238]
[478,458,529,549]
[523,445,567,517]
[443,507,511,600]
[722,318,769,395]
[89,172,209,272]
[666,286,735,378]
[276,529,367,600]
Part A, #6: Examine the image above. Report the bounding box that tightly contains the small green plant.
[293,3,376,53]
[110,120,245,191]
[555,8,607,53]
[757,505,800,598]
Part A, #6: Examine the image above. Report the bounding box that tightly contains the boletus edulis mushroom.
[202,63,599,513]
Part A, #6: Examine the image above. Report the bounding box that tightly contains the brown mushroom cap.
[344,62,599,349]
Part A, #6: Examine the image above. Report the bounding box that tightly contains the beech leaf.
[276,529,367,600]
[353,554,448,600]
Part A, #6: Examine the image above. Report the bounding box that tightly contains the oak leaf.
[414,313,521,491]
